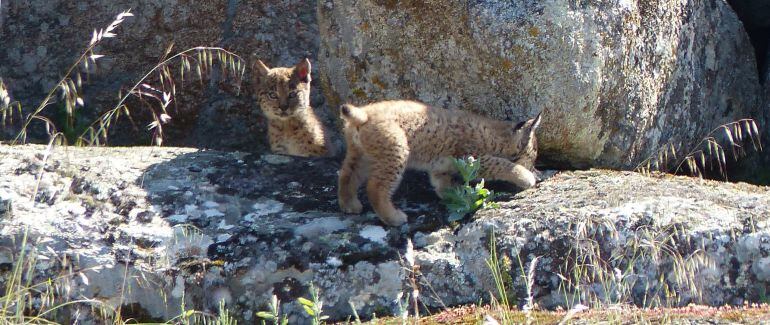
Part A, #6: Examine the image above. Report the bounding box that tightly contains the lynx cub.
[253,58,334,157]
[338,100,541,226]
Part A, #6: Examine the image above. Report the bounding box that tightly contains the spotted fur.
[338,100,541,226]
[253,58,334,157]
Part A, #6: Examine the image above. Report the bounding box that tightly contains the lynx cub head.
[509,112,542,168]
[253,58,312,120]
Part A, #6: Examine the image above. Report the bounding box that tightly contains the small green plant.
[256,295,288,325]
[298,283,328,325]
[442,156,499,222]
[214,300,237,325]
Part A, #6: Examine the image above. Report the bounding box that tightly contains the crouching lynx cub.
[338,100,541,226]
[253,58,334,157]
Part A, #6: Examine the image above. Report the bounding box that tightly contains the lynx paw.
[380,210,408,227]
[520,172,537,189]
[512,165,537,189]
[340,199,363,214]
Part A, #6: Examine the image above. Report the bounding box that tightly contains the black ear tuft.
[341,104,351,117]
[531,112,542,130]
[514,120,527,131]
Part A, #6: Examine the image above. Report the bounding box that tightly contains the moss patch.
[352,88,368,99]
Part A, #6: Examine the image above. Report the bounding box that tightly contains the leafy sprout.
[442,156,499,223]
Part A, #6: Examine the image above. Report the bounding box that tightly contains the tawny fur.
[338,100,542,227]
[253,58,334,157]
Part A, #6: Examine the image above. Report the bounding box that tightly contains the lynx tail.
[340,104,368,126]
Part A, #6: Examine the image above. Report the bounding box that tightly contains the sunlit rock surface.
[1,145,769,323]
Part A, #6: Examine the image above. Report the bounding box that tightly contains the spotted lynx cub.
[338,100,541,226]
[253,58,334,157]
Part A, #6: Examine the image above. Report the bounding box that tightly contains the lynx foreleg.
[477,155,537,189]
[428,157,458,198]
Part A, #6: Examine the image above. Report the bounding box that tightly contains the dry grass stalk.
[556,218,707,313]
[522,255,540,325]
[0,79,23,130]
[9,10,133,145]
[75,46,245,146]
[4,8,246,148]
[635,119,763,180]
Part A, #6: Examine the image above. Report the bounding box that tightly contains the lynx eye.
[288,91,297,98]
[267,91,278,100]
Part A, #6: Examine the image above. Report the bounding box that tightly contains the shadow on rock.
[138,149,469,321]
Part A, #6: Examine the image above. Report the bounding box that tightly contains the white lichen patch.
[167,214,188,223]
[326,256,343,268]
[345,261,404,309]
[359,225,387,244]
[294,215,350,238]
[600,196,739,231]
[261,154,293,165]
[251,198,284,217]
[184,204,201,218]
[204,208,225,218]
[202,200,220,208]
[217,219,234,230]
[118,219,174,241]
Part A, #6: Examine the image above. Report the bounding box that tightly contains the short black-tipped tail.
[340,103,368,126]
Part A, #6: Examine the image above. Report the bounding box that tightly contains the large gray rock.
[317,0,763,169]
[2,145,770,323]
[0,1,327,150]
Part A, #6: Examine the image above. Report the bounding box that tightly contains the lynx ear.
[253,59,270,85]
[294,58,311,83]
[531,112,542,130]
[513,112,542,133]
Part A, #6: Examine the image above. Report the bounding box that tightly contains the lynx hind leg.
[338,146,367,214]
[429,157,458,198]
[364,132,410,227]
[478,155,537,189]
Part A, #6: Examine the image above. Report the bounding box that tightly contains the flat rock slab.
[1,145,769,324]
